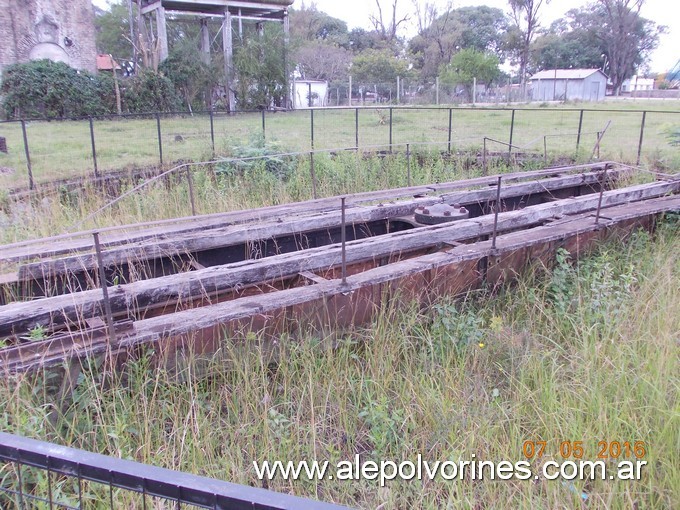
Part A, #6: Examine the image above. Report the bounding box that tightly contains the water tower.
[134,0,295,111]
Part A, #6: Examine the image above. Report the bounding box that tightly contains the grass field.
[0,100,679,189]
[0,101,678,508]
[1,220,678,508]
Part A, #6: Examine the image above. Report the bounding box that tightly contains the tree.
[295,41,351,82]
[369,0,409,51]
[409,6,508,80]
[507,0,549,92]
[593,0,664,94]
[530,16,604,72]
[351,49,411,86]
[160,41,217,112]
[440,49,501,99]
[233,24,287,109]
[289,4,348,46]
[94,0,136,60]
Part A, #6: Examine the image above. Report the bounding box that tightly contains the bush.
[121,70,182,113]
[1,60,115,119]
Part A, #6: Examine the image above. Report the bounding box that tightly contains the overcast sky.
[93,0,678,73]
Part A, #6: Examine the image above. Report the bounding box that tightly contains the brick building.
[0,0,97,75]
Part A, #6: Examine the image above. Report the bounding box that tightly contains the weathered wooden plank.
[0,180,677,338]
[1,162,617,265]
[2,194,677,372]
[129,194,680,343]
[13,171,613,280]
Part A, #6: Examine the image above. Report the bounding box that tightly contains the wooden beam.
[0,162,619,263]
[4,194,675,372]
[222,10,235,112]
[1,180,676,338]
[13,171,614,280]
[155,6,169,61]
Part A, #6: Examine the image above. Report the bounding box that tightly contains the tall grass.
[0,148,510,245]
[1,219,677,508]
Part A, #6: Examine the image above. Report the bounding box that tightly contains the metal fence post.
[576,109,584,152]
[186,167,196,216]
[340,197,347,285]
[20,120,34,190]
[355,108,359,149]
[209,110,215,155]
[490,176,502,250]
[406,143,411,187]
[595,166,608,225]
[483,137,487,175]
[261,109,266,140]
[508,109,516,160]
[156,113,163,165]
[89,117,99,179]
[92,232,117,345]
[309,151,317,199]
[310,109,315,150]
[543,135,548,165]
[389,107,393,153]
[447,108,453,154]
[636,111,647,166]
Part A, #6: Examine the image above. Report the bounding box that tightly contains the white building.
[528,69,608,102]
[621,76,654,93]
[292,79,328,108]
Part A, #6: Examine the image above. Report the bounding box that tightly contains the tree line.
[0,0,665,118]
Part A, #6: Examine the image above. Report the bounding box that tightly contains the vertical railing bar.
[595,166,607,225]
[186,167,196,216]
[77,469,83,510]
[109,477,114,510]
[309,152,317,199]
[491,176,502,250]
[389,107,393,153]
[508,109,516,161]
[341,197,347,285]
[156,113,163,166]
[406,143,411,187]
[209,110,215,156]
[89,117,99,179]
[636,111,647,166]
[17,461,24,509]
[447,108,453,154]
[355,108,359,150]
[47,458,54,510]
[20,119,34,190]
[576,109,584,152]
[93,232,117,345]
[483,137,487,175]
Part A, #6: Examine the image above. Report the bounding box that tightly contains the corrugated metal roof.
[530,69,606,80]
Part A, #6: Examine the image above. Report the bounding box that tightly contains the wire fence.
[0,106,678,190]
[0,431,348,509]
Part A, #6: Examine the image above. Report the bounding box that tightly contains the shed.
[292,79,328,108]
[529,69,608,102]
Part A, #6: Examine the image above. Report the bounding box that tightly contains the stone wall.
[0,0,97,74]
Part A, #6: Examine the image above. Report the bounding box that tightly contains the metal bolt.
[423,208,430,215]
[444,211,451,217]
[460,207,467,213]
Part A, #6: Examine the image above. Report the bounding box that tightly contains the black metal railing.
[0,432,350,509]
